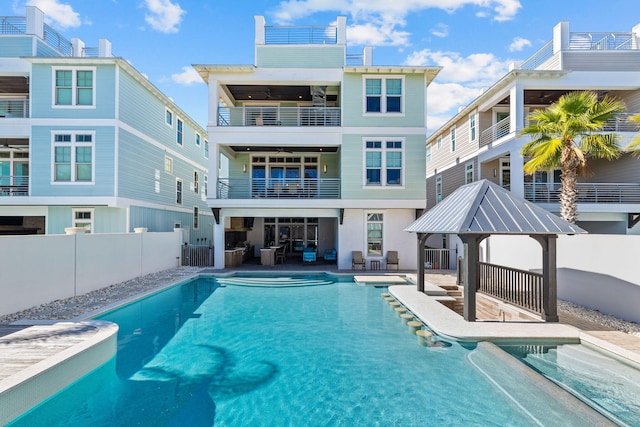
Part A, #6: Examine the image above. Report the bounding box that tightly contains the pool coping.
[389,285,640,366]
[0,320,118,425]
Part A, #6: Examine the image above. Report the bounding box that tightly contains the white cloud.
[170,66,204,85]
[347,22,410,46]
[430,23,449,38]
[404,49,510,84]
[143,0,185,34]
[509,36,532,52]
[26,0,81,29]
[426,82,483,115]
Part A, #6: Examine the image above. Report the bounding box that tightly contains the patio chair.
[352,251,366,270]
[323,248,337,263]
[386,251,399,271]
[302,247,317,263]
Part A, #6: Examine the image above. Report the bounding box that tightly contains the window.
[53,132,94,182]
[176,118,183,146]
[204,174,208,197]
[165,108,173,127]
[469,112,477,141]
[366,213,383,257]
[193,170,199,194]
[426,145,431,163]
[204,140,209,159]
[465,163,474,184]
[72,208,93,233]
[364,76,403,114]
[164,156,173,174]
[195,133,201,146]
[450,127,456,152]
[54,68,94,106]
[193,206,199,230]
[364,139,404,187]
[437,136,442,150]
[176,179,183,204]
[436,175,442,203]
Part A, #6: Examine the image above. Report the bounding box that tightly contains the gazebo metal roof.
[405,179,586,235]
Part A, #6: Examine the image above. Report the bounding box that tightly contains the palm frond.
[625,113,640,156]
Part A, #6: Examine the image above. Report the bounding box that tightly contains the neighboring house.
[0,7,212,243]
[426,20,640,252]
[195,16,440,269]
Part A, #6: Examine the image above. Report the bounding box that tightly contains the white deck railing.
[218,106,341,127]
[479,117,511,147]
[217,178,340,199]
[0,99,29,118]
[569,32,639,50]
[524,182,640,204]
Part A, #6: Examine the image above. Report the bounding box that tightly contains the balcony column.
[509,83,525,198]
[208,79,219,127]
[26,6,44,39]
[336,16,347,45]
[213,215,225,270]
[633,24,640,49]
[255,16,265,45]
[71,38,84,57]
[509,148,525,198]
[98,39,112,57]
[553,21,569,53]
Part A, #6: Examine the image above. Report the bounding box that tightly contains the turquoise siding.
[30,64,117,119]
[341,73,425,127]
[29,126,116,197]
[130,206,214,241]
[0,37,33,57]
[36,39,64,57]
[256,46,345,68]
[47,206,126,234]
[340,134,425,200]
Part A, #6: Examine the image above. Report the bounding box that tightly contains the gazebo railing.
[478,261,543,315]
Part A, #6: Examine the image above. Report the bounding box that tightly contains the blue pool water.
[8,275,617,426]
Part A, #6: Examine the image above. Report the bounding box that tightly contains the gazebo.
[405,180,586,322]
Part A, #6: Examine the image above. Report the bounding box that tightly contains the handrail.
[569,32,639,50]
[346,53,364,66]
[0,175,29,196]
[0,16,26,34]
[479,261,543,315]
[265,25,337,45]
[0,99,29,118]
[602,112,640,132]
[217,178,341,199]
[519,40,554,70]
[523,182,640,204]
[479,116,511,147]
[43,23,73,56]
[218,106,341,127]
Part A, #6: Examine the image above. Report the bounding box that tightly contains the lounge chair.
[352,251,366,270]
[323,248,337,263]
[302,247,316,263]
[386,251,399,270]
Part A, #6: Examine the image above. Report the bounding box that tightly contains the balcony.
[479,116,511,147]
[218,106,341,127]
[217,178,340,199]
[523,182,640,204]
[0,176,28,196]
[0,99,29,118]
[264,25,337,45]
[602,113,640,132]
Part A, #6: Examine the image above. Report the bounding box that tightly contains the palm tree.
[519,91,626,223]
[625,113,640,153]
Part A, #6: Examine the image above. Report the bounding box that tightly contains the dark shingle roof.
[405,180,586,235]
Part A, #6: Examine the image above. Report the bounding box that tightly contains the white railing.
[0,16,25,34]
[265,25,337,45]
[602,113,640,132]
[0,99,29,118]
[217,178,341,199]
[519,40,554,70]
[218,106,341,127]
[424,248,456,270]
[523,182,640,204]
[0,175,28,196]
[479,117,511,147]
[569,32,639,50]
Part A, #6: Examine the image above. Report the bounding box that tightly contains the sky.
[4,0,640,132]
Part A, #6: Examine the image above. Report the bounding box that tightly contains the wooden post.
[531,234,559,322]
[460,234,488,322]
[417,233,429,292]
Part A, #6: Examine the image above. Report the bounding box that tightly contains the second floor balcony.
[0,175,28,196]
[523,182,640,204]
[0,99,29,118]
[218,106,341,127]
[217,177,340,199]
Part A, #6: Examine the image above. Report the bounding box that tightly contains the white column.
[213,216,225,269]
[26,6,44,39]
[633,24,640,49]
[553,21,569,54]
[509,84,524,133]
[363,46,372,66]
[336,16,347,45]
[208,78,219,127]
[254,16,265,45]
[509,148,525,198]
[71,38,84,57]
[98,39,112,57]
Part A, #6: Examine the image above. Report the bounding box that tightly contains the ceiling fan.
[275,147,293,154]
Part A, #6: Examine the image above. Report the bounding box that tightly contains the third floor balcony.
[218,105,340,127]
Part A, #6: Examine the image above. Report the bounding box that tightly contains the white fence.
[0,231,182,316]
[484,234,640,324]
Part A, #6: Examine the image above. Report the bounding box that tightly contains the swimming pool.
[8,274,616,426]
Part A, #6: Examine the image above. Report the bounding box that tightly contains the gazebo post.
[460,235,479,321]
[531,234,559,322]
[416,233,430,292]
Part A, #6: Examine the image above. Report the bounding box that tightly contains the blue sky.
[4,0,640,131]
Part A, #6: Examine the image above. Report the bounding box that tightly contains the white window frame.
[204,139,209,159]
[195,132,201,147]
[176,117,183,146]
[193,206,199,230]
[52,67,96,108]
[465,162,474,184]
[193,170,199,194]
[51,131,95,184]
[362,75,405,116]
[436,136,442,150]
[164,156,173,174]
[450,126,456,153]
[362,137,405,188]
[365,211,384,257]
[203,174,208,197]
[436,175,442,203]
[176,178,183,205]
[165,108,174,127]
[469,112,477,142]
[72,208,94,233]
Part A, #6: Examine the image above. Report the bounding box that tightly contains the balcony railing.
[0,99,29,118]
[217,178,340,199]
[602,113,640,132]
[0,176,28,196]
[265,25,337,45]
[523,182,640,204]
[0,16,26,34]
[218,106,341,127]
[479,262,543,315]
[519,40,554,70]
[479,116,511,147]
[569,32,639,50]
